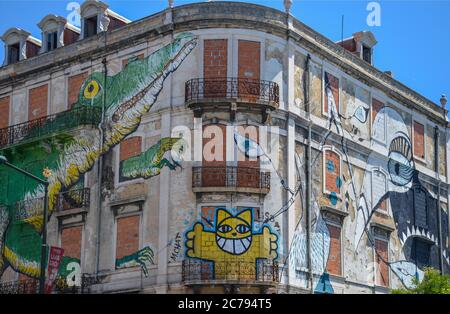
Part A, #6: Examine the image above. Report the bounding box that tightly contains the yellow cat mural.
[185,208,278,280]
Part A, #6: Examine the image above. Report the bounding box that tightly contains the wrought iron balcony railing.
[13,188,90,220]
[182,259,279,284]
[185,78,280,106]
[192,166,270,193]
[0,106,101,149]
[0,274,101,294]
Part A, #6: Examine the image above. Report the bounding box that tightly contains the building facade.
[0,1,449,294]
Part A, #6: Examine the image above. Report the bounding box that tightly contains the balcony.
[13,188,90,220]
[0,274,100,294]
[182,259,279,286]
[185,78,279,122]
[0,106,101,150]
[192,166,270,194]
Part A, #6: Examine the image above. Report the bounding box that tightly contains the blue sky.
[0,0,449,107]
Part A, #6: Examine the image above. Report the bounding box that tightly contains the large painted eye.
[218,225,232,233]
[236,224,250,234]
[388,136,414,186]
[83,80,101,99]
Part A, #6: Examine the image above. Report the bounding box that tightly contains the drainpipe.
[95,30,108,276]
[434,125,444,274]
[436,126,444,274]
[304,54,314,293]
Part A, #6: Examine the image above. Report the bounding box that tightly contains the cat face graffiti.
[215,209,252,255]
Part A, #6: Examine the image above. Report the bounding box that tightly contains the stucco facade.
[0,1,449,294]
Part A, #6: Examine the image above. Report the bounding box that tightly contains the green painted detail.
[120,137,181,181]
[0,33,197,283]
[115,247,154,277]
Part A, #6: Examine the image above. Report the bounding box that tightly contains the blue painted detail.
[327,160,334,172]
[329,192,338,205]
[314,272,334,294]
[336,176,342,189]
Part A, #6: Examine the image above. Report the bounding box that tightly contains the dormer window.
[46,31,58,51]
[7,43,20,64]
[362,45,372,64]
[84,16,98,38]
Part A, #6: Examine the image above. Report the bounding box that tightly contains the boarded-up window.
[413,121,425,159]
[326,224,342,276]
[119,137,142,183]
[372,98,385,142]
[115,215,140,261]
[28,84,48,120]
[0,96,10,129]
[204,39,228,97]
[324,72,339,115]
[235,125,260,188]
[372,170,387,212]
[238,40,260,101]
[122,53,145,68]
[413,185,428,228]
[61,225,82,260]
[120,137,142,162]
[375,238,389,287]
[204,39,227,78]
[412,238,430,269]
[68,72,88,108]
[202,124,227,187]
[324,149,341,200]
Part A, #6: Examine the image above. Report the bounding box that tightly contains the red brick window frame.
[413,121,425,160]
[323,147,342,200]
[375,237,390,287]
[119,136,143,183]
[323,71,340,116]
[115,215,141,264]
[61,225,83,260]
[325,223,342,276]
[0,95,10,129]
[68,72,89,109]
[28,84,48,121]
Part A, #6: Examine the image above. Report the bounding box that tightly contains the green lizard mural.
[119,137,184,182]
[0,33,197,284]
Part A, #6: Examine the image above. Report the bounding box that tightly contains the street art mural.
[185,208,279,280]
[355,105,450,288]
[0,33,198,283]
[119,137,184,182]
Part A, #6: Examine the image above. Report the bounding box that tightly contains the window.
[375,238,389,287]
[413,185,428,229]
[46,31,58,51]
[412,238,431,269]
[7,43,20,64]
[326,223,342,276]
[115,215,140,269]
[371,98,386,143]
[84,16,98,38]
[413,121,425,159]
[61,225,83,260]
[324,72,340,115]
[372,169,387,212]
[323,148,341,204]
[362,45,372,64]
[118,136,142,183]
